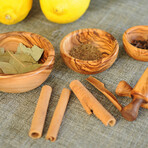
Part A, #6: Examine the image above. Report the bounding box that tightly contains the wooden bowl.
[60,28,119,74]
[123,25,148,61]
[0,32,55,93]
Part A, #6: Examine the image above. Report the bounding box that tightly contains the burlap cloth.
[0,0,148,148]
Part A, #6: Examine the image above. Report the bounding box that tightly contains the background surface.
[0,0,148,148]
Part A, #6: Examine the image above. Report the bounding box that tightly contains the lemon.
[39,0,91,24]
[0,0,33,25]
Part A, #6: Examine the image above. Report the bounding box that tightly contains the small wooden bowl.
[123,25,148,61]
[60,28,119,74]
[0,32,55,93]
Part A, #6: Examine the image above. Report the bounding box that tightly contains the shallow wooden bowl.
[60,28,119,74]
[123,25,148,61]
[0,32,55,93]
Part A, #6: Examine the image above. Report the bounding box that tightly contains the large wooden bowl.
[0,32,55,93]
[60,28,119,74]
[123,25,148,61]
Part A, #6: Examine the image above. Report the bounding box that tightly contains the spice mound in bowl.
[60,28,119,74]
[0,31,55,93]
[131,40,148,49]
[69,44,102,61]
[0,43,44,74]
[123,25,148,61]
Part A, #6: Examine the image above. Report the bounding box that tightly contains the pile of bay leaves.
[0,43,43,74]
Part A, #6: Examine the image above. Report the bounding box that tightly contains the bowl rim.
[123,25,148,52]
[60,28,119,63]
[0,31,55,78]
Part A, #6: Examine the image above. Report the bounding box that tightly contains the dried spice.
[0,62,17,74]
[0,43,43,74]
[131,40,148,49]
[0,48,4,55]
[69,44,102,60]
[17,43,44,61]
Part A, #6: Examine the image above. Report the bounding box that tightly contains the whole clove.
[131,40,148,49]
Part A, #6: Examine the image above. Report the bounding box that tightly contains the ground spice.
[69,44,102,60]
[131,40,148,49]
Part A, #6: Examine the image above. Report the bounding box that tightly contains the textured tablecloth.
[0,0,148,148]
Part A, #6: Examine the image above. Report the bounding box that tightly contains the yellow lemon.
[39,0,91,24]
[0,0,33,25]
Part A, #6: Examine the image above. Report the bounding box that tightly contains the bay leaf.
[0,50,15,62]
[14,53,36,63]
[17,43,44,61]
[4,50,14,55]
[17,43,32,55]
[30,45,44,61]
[0,55,10,62]
[0,51,13,62]
[9,57,26,74]
[7,51,26,68]
[0,62,17,74]
[0,68,3,74]
[0,43,44,74]
[21,63,42,73]
[9,57,42,74]
[0,48,4,55]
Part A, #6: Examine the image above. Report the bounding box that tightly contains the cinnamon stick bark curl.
[29,85,52,139]
[46,88,71,141]
[70,80,116,126]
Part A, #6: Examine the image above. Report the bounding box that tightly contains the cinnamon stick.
[46,88,71,142]
[70,80,116,126]
[29,85,52,139]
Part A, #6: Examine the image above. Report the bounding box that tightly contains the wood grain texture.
[123,25,148,61]
[60,28,119,74]
[116,81,132,98]
[86,76,122,112]
[0,32,55,93]
[116,80,148,109]
[116,68,148,121]
[132,68,148,100]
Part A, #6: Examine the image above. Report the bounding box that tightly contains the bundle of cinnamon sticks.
[29,77,117,141]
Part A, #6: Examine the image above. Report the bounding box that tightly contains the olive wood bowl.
[123,25,148,61]
[0,31,55,93]
[60,28,119,74]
